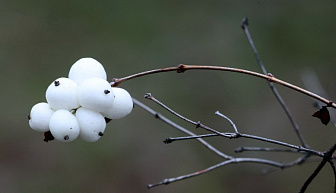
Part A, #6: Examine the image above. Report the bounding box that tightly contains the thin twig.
[262,153,312,174]
[299,143,336,193]
[241,18,308,148]
[235,147,304,153]
[143,93,324,155]
[111,64,336,109]
[215,111,239,133]
[165,132,323,157]
[132,97,233,160]
[328,160,336,193]
[144,93,237,138]
[147,157,284,188]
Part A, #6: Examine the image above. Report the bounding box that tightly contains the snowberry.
[49,109,80,142]
[28,102,54,132]
[76,107,106,142]
[102,87,133,119]
[46,77,79,110]
[68,57,107,85]
[77,78,114,112]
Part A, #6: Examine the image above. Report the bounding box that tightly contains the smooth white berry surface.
[49,109,80,142]
[102,87,133,119]
[29,102,55,132]
[76,107,106,142]
[29,57,133,143]
[46,77,79,110]
[69,57,107,85]
[77,78,114,113]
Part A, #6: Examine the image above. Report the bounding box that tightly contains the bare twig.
[132,97,233,159]
[299,143,336,193]
[215,111,239,133]
[241,18,308,148]
[144,93,237,138]
[147,157,285,188]
[328,160,336,193]
[235,147,304,153]
[165,132,323,157]
[111,64,336,109]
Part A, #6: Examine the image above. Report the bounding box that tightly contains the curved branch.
[111,64,336,109]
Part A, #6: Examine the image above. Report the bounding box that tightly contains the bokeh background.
[1,0,336,192]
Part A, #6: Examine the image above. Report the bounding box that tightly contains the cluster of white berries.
[28,58,133,142]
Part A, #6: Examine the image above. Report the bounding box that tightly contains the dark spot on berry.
[64,135,69,140]
[104,117,112,123]
[54,80,60,86]
[28,114,31,120]
[43,131,55,142]
[98,132,104,137]
[104,89,110,94]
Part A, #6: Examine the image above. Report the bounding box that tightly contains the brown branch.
[111,64,336,109]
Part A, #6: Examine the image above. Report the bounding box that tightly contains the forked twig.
[299,143,336,192]
[132,97,232,159]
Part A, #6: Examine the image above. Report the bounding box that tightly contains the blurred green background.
[1,0,336,192]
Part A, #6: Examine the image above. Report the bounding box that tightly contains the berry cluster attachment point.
[28,57,133,143]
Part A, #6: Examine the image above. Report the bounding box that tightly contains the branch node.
[297,145,303,152]
[327,101,333,107]
[110,78,120,87]
[196,121,201,128]
[177,64,186,73]
[267,73,274,82]
[164,138,173,144]
[241,17,249,29]
[235,147,244,153]
[144,93,152,99]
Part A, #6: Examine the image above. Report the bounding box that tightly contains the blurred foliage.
[1,0,336,192]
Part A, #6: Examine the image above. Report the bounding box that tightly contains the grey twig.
[144,93,236,138]
[235,147,304,153]
[215,111,239,133]
[166,132,323,157]
[299,143,336,193]
[241,17,309,148]
[132,97,232,160]
[148,158,284,188]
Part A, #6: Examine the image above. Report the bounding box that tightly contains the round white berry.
[49,109,80,142]
[77,78,114,112]
[68,57,107,85]
[29,102,54,132]
[46,77,80,110]
[76,107,106,142]
[102,87,133,119]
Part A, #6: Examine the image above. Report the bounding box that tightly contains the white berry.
[76,107,106,142]
[68,57,107,85]
[46,77,80,110]
[29,102,54,132]
[77,78,114,112]
[102,87,133,119]
[49,109,80,142]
